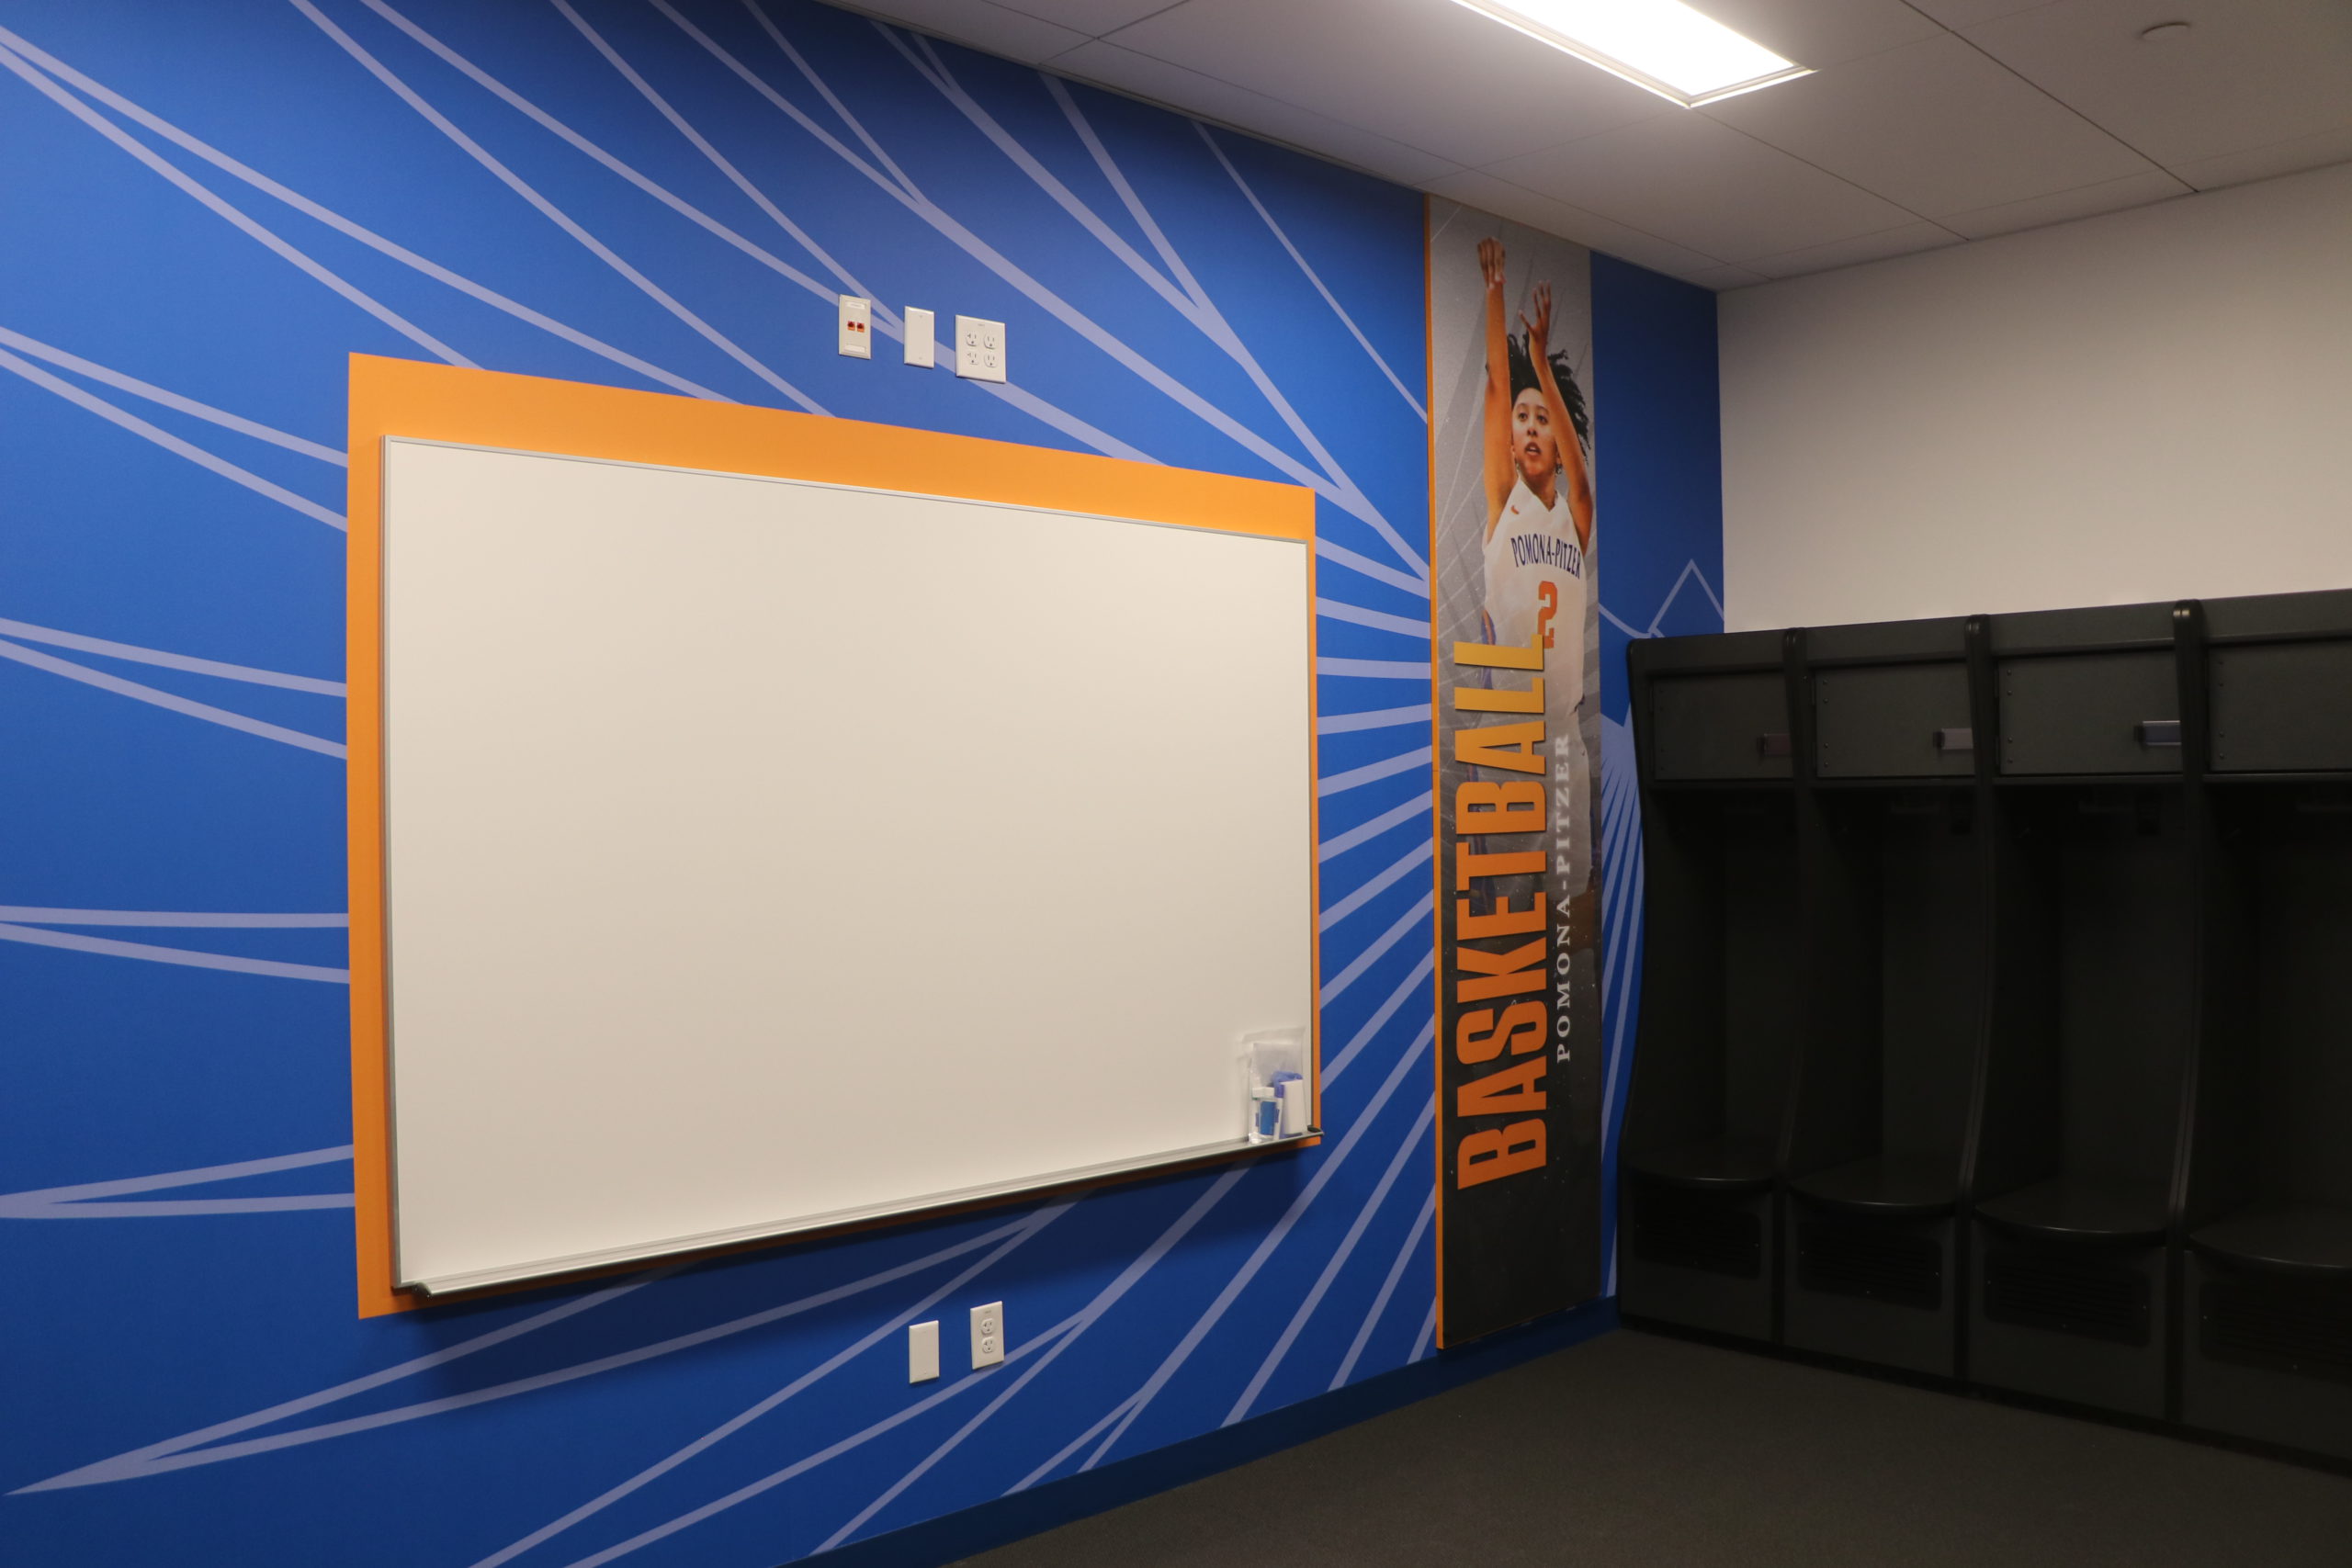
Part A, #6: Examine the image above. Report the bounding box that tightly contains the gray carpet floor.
[956,1329,2352,1568]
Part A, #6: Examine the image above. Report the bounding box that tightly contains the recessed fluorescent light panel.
[1451,0,1810,107]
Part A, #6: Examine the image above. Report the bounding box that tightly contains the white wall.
[1718,163,2352,632]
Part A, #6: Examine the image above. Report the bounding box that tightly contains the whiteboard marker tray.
[404,1129,1321,1297]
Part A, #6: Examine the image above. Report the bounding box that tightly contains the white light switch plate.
[955,315,1005,383]
[904,307,935,367]
[838,295,872,358]
[969,1301,1004,1368]
[909,1320,939,1382]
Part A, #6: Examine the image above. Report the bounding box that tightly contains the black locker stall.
[2185,590,2352,1463]
[1781,617,1981,1380]
[1620,631,1798,1343]
[1622,587,2352,1468]
[1971,603,2190,1419]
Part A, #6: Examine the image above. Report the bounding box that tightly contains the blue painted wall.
[0,4,1717,1564]
[1590,252,1728,1290]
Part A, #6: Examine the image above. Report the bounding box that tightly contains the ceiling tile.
[1684,263,1771,289]
[1046,40,1465,186]
[2167,122,2352,191]
[1935,167,2191,239]
[1422,168,1727,280]
[1704,34,2154,216]
[1684,0,1944,70]
[1742,220,1964,279]
[992,0,1187,33]
[1961,0,2352,167]
[1904,0,2061,25]
[848,0,1090,64]
[1098,0,1674,167]
[1484,112,1918,264]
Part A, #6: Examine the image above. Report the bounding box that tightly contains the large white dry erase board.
[346,358,1319,1309]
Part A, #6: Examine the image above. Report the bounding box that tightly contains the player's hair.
[1507,332,1592,458]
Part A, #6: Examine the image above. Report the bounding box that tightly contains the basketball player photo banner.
[1426,200,1603,1345]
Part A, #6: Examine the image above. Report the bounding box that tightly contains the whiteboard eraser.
[1277,1075,1309,1137]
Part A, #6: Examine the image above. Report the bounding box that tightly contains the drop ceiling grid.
[838,0,2352,286]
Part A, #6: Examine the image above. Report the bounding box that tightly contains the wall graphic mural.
[1426,204,1600,1341]
[0,3,1712,1563]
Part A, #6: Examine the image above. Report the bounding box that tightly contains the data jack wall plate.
[956,316,1006,383]
[838,295,871,358]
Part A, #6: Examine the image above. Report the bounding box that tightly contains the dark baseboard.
[814,1296,1621,1568]
[1622,1312,2352,1483]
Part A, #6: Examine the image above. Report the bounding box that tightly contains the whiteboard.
[378,439,1316,1294]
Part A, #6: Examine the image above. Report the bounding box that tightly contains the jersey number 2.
[1536,581,1557,649]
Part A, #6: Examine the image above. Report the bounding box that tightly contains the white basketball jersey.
[1481,477,1588,705]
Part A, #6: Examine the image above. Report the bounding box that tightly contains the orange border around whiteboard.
[347,355,1319,1317]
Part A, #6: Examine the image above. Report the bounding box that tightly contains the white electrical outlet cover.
[909,1320,940,1382]
[903,307,935,368]
[969,1301,1004,1367]
[838,295,872,358]
[955,315,1006,383]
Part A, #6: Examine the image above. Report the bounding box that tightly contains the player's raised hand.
[1478,237,1507,289]
[1522,280,1554,357]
